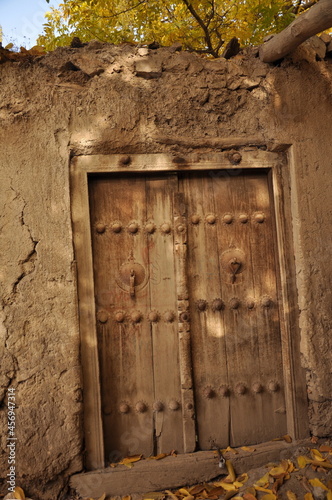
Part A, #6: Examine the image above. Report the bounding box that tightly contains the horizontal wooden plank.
[72,150,282,175]
[70,439,311,498]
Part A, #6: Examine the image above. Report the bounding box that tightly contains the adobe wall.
[0,40,331,499]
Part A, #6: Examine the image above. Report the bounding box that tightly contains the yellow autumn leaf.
[241,446,256,452]
[243,493,257,500]
[254,486,274,493]
[183,496,194,500]
[297,455,312,468]
[214,482,236,491]
[178,488,191,496]
[14,487,26,500]
[119,454,143,467]
[225,459,236,482]
[122,496,132,500]
[165,490,178,500]
[286,491,297,500]
[237,473,249,484]
[255,472,270,487]
[311,449,326,461]
[304,494,314,500]
[148,453,168,460]
[222,446,239,454]
[269,466,286,477]
[327,491,332,500]
[283,434,293,443]
[260,494,277,500]
[189,485,205,495]
[5,43,14,50]
[312,460,332,469]
[233,481,244,488]
[309,478,328,491]
[97,495,106,500]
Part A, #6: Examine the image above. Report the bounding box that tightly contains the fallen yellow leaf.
[312,460,332,469]
[222,446,238,454]
[241,446,256,452]
[254,486,274,493]
[255,472,270,487]
[311,449,326,462]
[165,490,178,500]
[189,485,205,495]
[225,459,236,482]
[213,482,236,491]
[297,455,312,468]
[286,491,297,500]
[309,478,328,491]
[237,473,249,484]
[148,453,169,460]
[178,489,191,496]
[260,494,277,500]
[269,466,286,477]
[283,435,293,443]
[243,494,257,500]
[119,454,143,467]
[14,487,26,500]
[304,494,314,500]
[327,491,332,500]
[122,496,131,500]
[97,495,106,500]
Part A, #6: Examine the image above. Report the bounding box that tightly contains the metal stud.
[247,298,255,310]
[160,223,171,234]
[206,214,216,225]
[135,401,147,413]
[219,385,230,398]
[177,224,185,233]
[120,155,131,165]
[164,311,175,323]
[229,298,240,309]
[186,402,194,410]
[179,311,190,322]
[191,214,200,225]
[239,214,249,224]
[148,311,159,323]
[97,310,109,324]
[196,299,207,312]
[145,222,156,234]
[252,382,263,394]
[229,152,242,165]
[131,310,142,323]
[153,401,164,412]
[236,383,247,395]
[268,381,279,393]
[261,296,272,308]
[128,222,139,234]
[114,311,125,323]
[111,222,122,233]
[168,399,180,411]
[95,222,106,234]
[211,298,224,312]
[203,386,215,399]
[223,214,233,224]
[254,212,265,223]
[119,403,130,414]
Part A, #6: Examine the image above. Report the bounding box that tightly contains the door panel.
[89,169,287,461]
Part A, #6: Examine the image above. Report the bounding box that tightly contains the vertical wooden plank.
[173,191,196,453]
[181,173,230,450]
[145,175,184,454]
[89,175,154,462]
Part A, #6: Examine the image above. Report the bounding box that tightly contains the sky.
[0,0,61,48]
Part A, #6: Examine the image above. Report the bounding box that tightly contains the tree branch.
[259,0,332,63]
[181,0,219,57]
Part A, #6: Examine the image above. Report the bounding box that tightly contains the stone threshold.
[70,439,311,499]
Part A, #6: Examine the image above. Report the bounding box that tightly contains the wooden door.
[89,169,287,462]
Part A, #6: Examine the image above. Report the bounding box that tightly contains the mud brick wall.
[0,39,331,499]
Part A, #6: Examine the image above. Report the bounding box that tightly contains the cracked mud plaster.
[0,40,332,499]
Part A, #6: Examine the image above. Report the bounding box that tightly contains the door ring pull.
[130,268,135,297]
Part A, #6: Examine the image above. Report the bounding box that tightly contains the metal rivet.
[223,214,233,224]
[179,311,189,322]
[145,222,156,234]
[135,401,147,413]
[148,311,159,323]
[120,155,131,165]
[268,381,279,393]
[229,152,242,164]
[252,382,263,394]
[164,311,175,323]
[236,383,247,395]
[239,214,249,224]
[262,296,272,308]
[191,214,200,225]
[219,385,230,398]
[160,223,171,234]
[230,298,240,309]
[211,298,224,312]
[111,222,122,233]
[203,386,215,399]
[177,224,185,233]
[119,403,130,414]
[128,222,139,234]
[186,402,194,410]
[153,401,164,412]
[97,310,109,324]
[168,399,180,411]
[196,299,207,312]
[254,212,265,223]
[131,311,142,323]
[115,311,125,323]
[247,299,255,310]
[95,222,106,234]
[206,214,216,225]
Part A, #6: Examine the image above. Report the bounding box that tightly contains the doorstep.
[70,439,311,498]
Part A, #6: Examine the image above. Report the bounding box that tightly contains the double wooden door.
[89,170,287,464]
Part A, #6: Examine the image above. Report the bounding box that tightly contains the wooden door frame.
[70,149,308,470]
